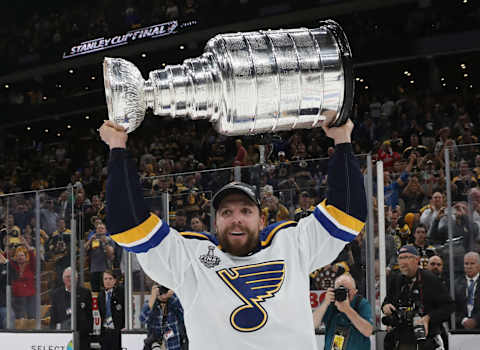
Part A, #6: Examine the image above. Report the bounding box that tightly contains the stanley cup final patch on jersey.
[217,260,285,332]
[199,246,221,268]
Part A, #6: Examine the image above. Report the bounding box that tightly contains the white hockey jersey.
[111,201,364,350]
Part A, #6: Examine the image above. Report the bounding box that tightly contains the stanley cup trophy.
[103,20,354,135]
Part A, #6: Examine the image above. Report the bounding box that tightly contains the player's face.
[215,193,264,256]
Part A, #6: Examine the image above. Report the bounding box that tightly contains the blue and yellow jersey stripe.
[109,213,170,253]
[313,200,365,242]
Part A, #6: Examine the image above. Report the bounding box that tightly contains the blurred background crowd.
[0,0,479,341]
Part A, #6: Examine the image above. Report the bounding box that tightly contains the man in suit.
[50,267,93,350]
[455,251,480,329]
[98,270,125,350]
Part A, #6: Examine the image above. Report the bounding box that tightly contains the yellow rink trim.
[110,213,161,245]
[320,200,365,233]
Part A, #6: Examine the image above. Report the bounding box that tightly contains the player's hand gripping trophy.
[103,20,354,135]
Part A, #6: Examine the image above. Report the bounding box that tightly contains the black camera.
[381,307,414,328]
[333,286,348,302]
[143,334,162,350]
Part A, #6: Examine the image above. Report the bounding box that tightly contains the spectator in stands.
[294,191,315,222]
[401,174,428,214]
[402,133,428,159]
[0,214,21,251]
[427,255,448,287]
[50,267,93,350]
[233,139,247,166]
[190,215,207,233]
[377,140,401,170]
[40,199,59,235]
[430,202,479,271]
[98,270,125,350]
[455,252,480,330]
[10,239,36,321]
[260,185,289,226]
[452,160,478,202]
[0,250,7,328]
[84,194,105,231]
[22,223,47,261]
[47,217,71,254]
[420,191,444,231]
[434,127,455,155]
[172,209,189,232]
[410,224,436,269]
[383,153,415,210]
[85,222,115,292]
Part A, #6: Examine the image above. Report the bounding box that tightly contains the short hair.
[465,251,480,264]
[414,223,428,233]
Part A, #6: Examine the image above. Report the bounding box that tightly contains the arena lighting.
[403,71,409,75]
[441,77,445,81]
[57,133,61,137]
[44,129,49,133]
[56,83,62,88]
[470,85,473,88]
[179,45,185,50]
[84,86,89,90]
[463,0,468,3]
[85,115,90,119]
[162,63,166,67]
[141,53,147,58]
[68,68,75,74]
[42,96,48,100]
[26,126,31,131]
[442,83,447,87]
[410,80,414,84]
[359,78,364,83]
[355,77,360,81]
[364,85,369,90]
[4,84,9,88]
[464,73,468,77]
[91,76,96,80]
[460,63,466,69]
[67,125,72,129]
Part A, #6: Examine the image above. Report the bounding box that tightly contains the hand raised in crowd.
[98,120,128,149]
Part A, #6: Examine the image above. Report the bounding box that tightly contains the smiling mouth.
[230,232,245,236]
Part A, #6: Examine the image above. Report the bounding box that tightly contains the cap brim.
[212,183,260,210]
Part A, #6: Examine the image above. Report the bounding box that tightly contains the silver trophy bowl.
[103,20,354,135]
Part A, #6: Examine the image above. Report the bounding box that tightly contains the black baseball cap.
[212,182,261,210]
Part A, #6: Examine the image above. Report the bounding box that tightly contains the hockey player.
[99,119,366,350]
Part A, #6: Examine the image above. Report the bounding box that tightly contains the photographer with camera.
[140,284,187,350]
[382,245,454,350]
[313,274,373,350]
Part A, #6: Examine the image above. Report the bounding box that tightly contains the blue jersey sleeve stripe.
[313,207,357,242]
[113,221,170,253]
[319,200,365,233]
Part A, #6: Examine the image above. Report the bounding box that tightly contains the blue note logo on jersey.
[217,260,285,332]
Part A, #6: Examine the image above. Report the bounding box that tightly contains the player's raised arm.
[322,119,367,240]
[99,121,192,289]
[100,121,151,236]
[295,119,367,272]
